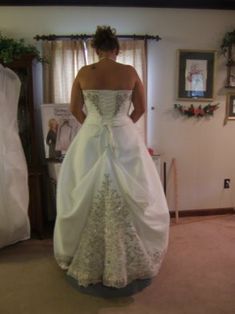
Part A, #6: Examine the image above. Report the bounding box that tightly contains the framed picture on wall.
[224,93,235,124]
[177,50,216,101]
[229,68,235,87]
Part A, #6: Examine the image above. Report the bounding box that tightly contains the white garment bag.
[0,64,30,248]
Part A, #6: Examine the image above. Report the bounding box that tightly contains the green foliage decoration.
[0,32,44,64]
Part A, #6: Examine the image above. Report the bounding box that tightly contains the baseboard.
[170,207,235,218]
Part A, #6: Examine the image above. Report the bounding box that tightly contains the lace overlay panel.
[84,93,101,115]
[84,91,131,119]
[56,174,165,288]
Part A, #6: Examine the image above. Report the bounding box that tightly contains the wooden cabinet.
[2,55,45,237]
[225,44,235,88]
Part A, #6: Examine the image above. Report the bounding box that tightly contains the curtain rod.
[34,34,161,41]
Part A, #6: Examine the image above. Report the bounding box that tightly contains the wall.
[0,6,235,211]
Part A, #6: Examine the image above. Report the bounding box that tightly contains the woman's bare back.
[70,58,145,124]
[78,59,137,91]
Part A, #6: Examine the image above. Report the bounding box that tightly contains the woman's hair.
[91,25,120,54]
[48,118,58,129]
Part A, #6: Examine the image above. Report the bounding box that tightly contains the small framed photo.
[225,93,235,121]
[229,70,235,87]
[41,104,81,160]
[177,50,216,101]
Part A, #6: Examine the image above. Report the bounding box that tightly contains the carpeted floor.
[0,215,235,314]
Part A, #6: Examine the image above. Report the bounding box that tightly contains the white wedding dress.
[0,64,30,249]
[54,90,169,289]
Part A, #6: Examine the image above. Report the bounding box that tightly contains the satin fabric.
[54,90,169,288]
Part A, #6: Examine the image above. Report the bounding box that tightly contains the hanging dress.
[0,64,30,249]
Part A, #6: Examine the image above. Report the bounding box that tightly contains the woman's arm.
[70,70,86,124]
[130,68,146,123]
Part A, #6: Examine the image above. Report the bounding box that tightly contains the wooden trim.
[170,208,235,218]
[0,0,235,9]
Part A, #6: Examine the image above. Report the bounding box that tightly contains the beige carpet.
[0,215,235,314]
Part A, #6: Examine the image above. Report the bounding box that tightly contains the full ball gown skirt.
[54,90,169,295]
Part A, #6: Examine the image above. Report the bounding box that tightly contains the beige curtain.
[84,39,99,64]
[42,38,147,139]
[42,40,86,103]
[118,39,147,140]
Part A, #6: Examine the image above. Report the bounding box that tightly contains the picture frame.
[177,50,216,101]
[41,104,81,160]
[225,93,235,124]
[228,68,235,87]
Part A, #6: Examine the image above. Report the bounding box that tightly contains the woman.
[46,118,61,159]
[54,26,169,297]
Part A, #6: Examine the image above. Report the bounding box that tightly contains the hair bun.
[96,26,116,39]
[92,25,119,53]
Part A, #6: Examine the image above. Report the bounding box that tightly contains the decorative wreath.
[174,103,219,117]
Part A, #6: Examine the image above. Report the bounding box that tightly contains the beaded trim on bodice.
[83,90,132,120]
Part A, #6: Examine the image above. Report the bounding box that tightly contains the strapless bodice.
[83,90,132,125]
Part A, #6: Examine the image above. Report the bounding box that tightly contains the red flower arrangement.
[148,148,154,156]
[174,103,219,117]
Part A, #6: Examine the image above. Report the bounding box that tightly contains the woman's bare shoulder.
[116,62,134,69]
[121,63,138,75]
[77,64,97,75]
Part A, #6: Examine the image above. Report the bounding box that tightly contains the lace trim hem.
[55,254,72,270]
[55,249,166,288]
